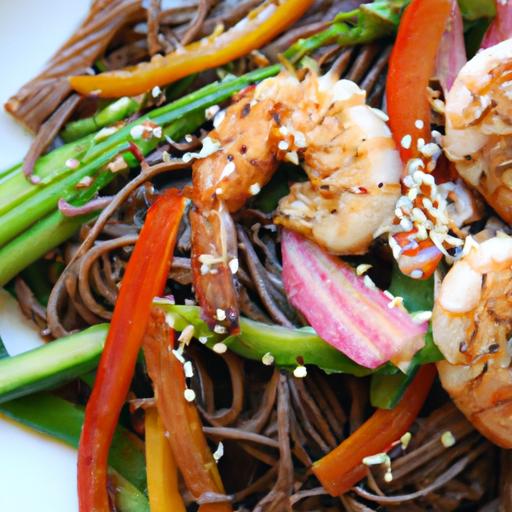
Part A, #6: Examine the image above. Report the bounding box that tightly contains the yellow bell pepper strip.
[70,0,315,98]
[77,189,186,512]
[145,407,186,512]
[143,308,232,512]
[312,364,436,496]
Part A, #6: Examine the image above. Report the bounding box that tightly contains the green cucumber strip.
[0,324,108,404]
[0,392,146,494]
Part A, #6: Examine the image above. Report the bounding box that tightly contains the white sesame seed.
[216,308,226,321]
[412,207,427,224]
[152,126,162,139]
[414,119,424,129]
[417,137,425,150]
[198,336,209,344]
[356,263,372,276]
[183,361,194,378]
[200,263,209,275]
[213,341,228,353]
[184,389,196,402]
[249,183,261,195]
[400,218,414,231]
[213,110,226,129]
[362,453,389,466]
[400,432,412,449]
[213,325,227,335]
[184,298,196,306]
[384,470,393,482]
[178,325,195,345]
[205,104,220,120]
[278,140,289,151]
[185,134,193,143]
[130,125,144,139]
[363,275,377,290]
[279,126,289,136]
[403,175,415,188]
[262,352,275,366]
[410,269,424,279]
[420,142,441,159]
[162,151,171,163]
[212,442,224,462]
[228,258,239,274]
[76,176,93,188]
[293,365,307,378]
[400,134,412,150]
[441,431,456,447]
[215,188,223,196]
[285,151,299,165]
[151,86,162,98]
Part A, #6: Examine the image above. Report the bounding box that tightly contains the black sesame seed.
[459,341,468,353]
[488,343,500,353]
[272,112,281,125]
[464,155,472,161]
[227,154,234,161]
[240,145,247,154]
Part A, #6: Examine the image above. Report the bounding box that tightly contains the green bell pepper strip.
[0,392,147,498]
[284,0,408,62]
[0,324,108,404]
[156,303,395,376]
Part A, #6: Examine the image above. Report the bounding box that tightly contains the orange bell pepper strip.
[312,364,436,496]
[386,0,451,164]
[145,407,186,512]
[77,188,186,512]
[70,0,315,98]
[143,308,232,512]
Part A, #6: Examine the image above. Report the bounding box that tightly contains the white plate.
[0,1,90,510]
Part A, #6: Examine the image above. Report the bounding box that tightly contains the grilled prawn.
[444,38,512,223]
[190,70,402,331]
[432,235,512,448]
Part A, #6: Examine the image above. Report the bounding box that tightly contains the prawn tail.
[190,204,240,335]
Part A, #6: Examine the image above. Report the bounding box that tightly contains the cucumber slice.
[0,323,108,404]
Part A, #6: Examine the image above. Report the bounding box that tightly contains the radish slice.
[481,1,512,49]
[436,0,466,92]
[281,229,427,369]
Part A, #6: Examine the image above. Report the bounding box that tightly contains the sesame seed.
[285,151,299,165]
[151,86,162,98]
[213,341,228,353]
[414,119,424,129]
[417,137,425,150]
[293,365,307,378]
[356,263,372,276]
[363,275,377,290]
[400,432,412,449]
[362,453,389,466]
[384,470,393,482]
[400,134,412,149]
[130,125,144,139]
[213,325,227,335]
[249,183,261,195]
[213,110,226,129]
[216,308,226,321]
[278,140,289,151]
[178,325,195,345]
[400,218,414,231]
[183,361,194,378]
[262,352,275,366]
[410,269,424,279]
[184,298,196,306]
[198,336,208,344]
[200,263,209,275]
[279,126,289,136]
[205,104,220,120]
[441,431,456,447]
[152,126,162,138]
[184,389,196,402]
[212,442,224,462]
[162,151,171,163]
[215,188,223,196]
[185,134,193,143]
[76,176,93,188]
[228,258,239,274]
[412,310,432,323]
[292,130,307,148]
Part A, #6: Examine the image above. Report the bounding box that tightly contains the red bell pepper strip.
[312,364,436,496]
[386,0,451,164]
[70,0,314,98]
[143,308,232,512]
[77,188,185,511]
